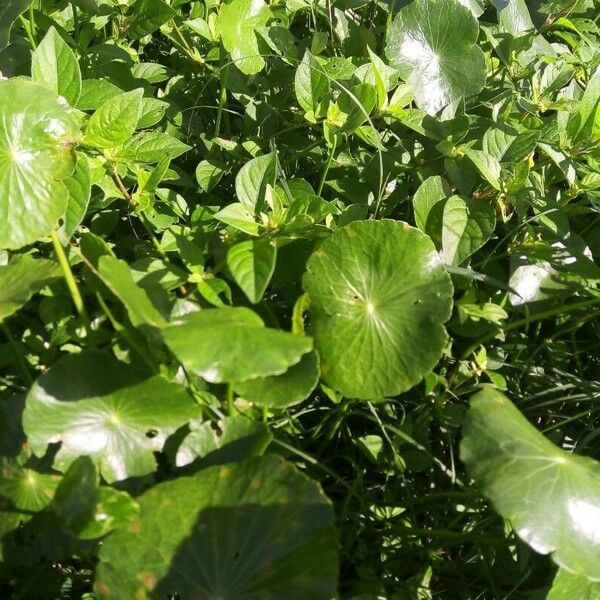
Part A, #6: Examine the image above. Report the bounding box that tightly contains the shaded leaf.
[95,455,338,600]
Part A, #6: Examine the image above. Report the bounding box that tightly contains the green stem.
[70,2,79,33]
[317,136,337,196]
[19,15,37,49]
[226,383,234,416]
[1,322,33,386]
[214,50,230,138]
[51,232,92,337]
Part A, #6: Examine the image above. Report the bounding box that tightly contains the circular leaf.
[461,389,600,580]
[385,0,486,115]
[95,455,338,599]
[23,351,201,483]
[303,220,453,399]
[0,79,80,249]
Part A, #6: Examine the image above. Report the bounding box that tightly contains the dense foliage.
[1,0,600,598]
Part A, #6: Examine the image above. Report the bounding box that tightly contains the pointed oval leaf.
[442,195,496,266]
[461,389,600,580]
[0,79,80,249]
[126,0,176,39]
[303,220,453,399]
[385,0,486,115]
[162,307,313,383]
[95,455,338,600]
[218,0,271,75]
[23,351,201,483]
[61,155,91,240]
[226,238,277,303]
[295,50,329,115]
[84,89,143,149]
[235,151,277,212]
[31,26,82,106]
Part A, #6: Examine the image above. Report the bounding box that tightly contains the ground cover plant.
[0,0,600,597]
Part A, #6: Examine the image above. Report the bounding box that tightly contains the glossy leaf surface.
[303,220,453,399]
[385,0,486,115]
[0,79,80,249]
[461,389,600,580]
[23,352,201,483]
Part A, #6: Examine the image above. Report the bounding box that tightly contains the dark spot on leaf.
[146,429,158,439]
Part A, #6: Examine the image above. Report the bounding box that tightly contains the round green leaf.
[0,79,80,249]
[95,455,338,599]
[385,0,486,115]
[23,351,201,483]
[162,307,313,383]
[303,220,453,399]
[234,350,320,408]
[461,389,600,580]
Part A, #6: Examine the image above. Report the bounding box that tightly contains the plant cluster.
[0,0,600,598]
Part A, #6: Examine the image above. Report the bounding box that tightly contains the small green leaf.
[62,155,91,240]
[226,238,277,303]
[567,67,600,145]
[218,0,272,75]
[196,159,225,192]
[0,79,80,249]
[442,195,496,265]
[0,255,60,321]
[0,0,32,50]
[295,50,329,115]
[234,350,320,408]
[236,152,277,213]
[461,388,600,580]
[463,149,503,190]
[413,175,451,241]
[303,220,453,399]
[84,89,144,149]
[95,455,338,600]
[31,27,82,106]
[385,0,486,115]
[23,351,201,483]
[214,203,261,236]
[116,131,191,164]
[126,0,176,40]
[93,255,168,328]
[162,307,313,383]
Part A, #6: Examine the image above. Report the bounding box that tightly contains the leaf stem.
[0,322,33,386]
[19,15,37,49]
[50,231,92,337]
[214,50,231,138]
[317,136,337,196]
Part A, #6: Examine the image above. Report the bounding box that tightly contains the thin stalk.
[1,322,33,386]
[214,50,230,138]
[460,295,600,360]
[50,231,92,336]
[226,384,234,416]
[317,136,337,196]
[70,1,79,34]
[19,15,37,49]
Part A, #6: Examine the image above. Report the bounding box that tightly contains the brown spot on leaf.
[95,581,111,596]
[137,571,158,591]
[127,520,143,534]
